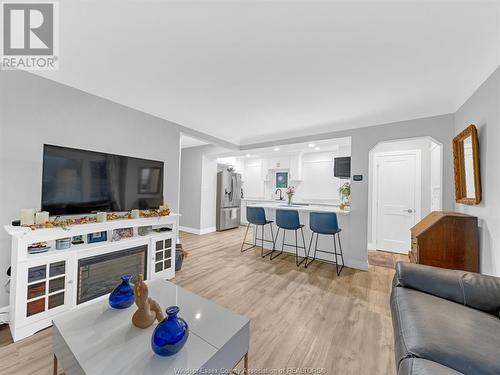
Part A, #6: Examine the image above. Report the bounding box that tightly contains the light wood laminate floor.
[0,226,401,375]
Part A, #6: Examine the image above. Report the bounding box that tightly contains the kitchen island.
[244,201,357,270]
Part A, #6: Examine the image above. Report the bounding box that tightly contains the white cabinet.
[266,156,290,170]
[289,153,303,181]
[244,159,265,198]
[150,234,175,280]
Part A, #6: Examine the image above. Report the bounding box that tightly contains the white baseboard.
[367,242,377,251]
[179,226,216,235]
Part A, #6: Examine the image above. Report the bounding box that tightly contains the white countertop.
[246,201,350,214]
[243,198,340,206]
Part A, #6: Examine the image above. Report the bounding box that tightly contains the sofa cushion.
[391,286,500,375]
[398,358,463,375]
[395,262,500,316]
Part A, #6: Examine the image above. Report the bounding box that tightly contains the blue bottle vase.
[109,275,135,309]
[151,306,189,356]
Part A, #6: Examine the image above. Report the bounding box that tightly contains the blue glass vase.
[109,275,135,309]
[151,306,189,356]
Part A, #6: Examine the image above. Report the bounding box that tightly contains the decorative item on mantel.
[35,211,49,225]
[132,274,164,329]
[138,226,152,236]
[20,204,171,231]
[112,227,133,241]
[131,209,140,219]
[96,212,107,222]
[20,208,35,226]
[286,186,295,206]
[151,305,189,356]
[55,237,71,250]
[109,275,135,309]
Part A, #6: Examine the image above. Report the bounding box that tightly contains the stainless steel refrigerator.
[216,171,242,231]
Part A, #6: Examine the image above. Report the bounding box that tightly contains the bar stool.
[241,206,276,258]
[305,212,344,276]
[272,209,307,266]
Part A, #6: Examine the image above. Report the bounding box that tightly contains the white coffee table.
[52,279,250,374]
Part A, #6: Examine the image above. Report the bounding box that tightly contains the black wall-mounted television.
[334,157,351,179]
[42,145,164,215]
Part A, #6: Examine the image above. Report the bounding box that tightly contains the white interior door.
[374,151,420,253]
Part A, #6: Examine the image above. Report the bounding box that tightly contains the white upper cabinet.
[289,153,303,181]
[266,156,290,170]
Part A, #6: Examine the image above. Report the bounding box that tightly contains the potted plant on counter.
[286,186,295,206]
[338,182,351,210]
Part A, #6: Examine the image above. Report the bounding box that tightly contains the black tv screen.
[334,157,351,179]
[42,145,164,215]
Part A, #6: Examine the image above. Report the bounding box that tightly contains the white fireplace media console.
[4,214,179,342]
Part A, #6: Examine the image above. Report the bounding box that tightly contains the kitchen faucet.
[275,189,284,200]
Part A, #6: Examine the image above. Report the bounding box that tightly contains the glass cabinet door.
[26,259,69,318]
[151,237,173,277]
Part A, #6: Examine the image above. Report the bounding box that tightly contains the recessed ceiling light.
[308,143,315,148]
[273,147,280,152]
[245,154,251,157]
[315,147,320,151]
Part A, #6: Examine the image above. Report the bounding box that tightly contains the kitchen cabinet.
[266,156,290,170]
[289,153,303,181]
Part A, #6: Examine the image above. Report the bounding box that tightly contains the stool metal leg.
[294,228,307,267]
[335,233,344,276]
[305,231,319,268]
[240,223,254,253]
[304,231,344,275]
[333,234,339,275]
[261,223,276,258]
[270,227,283,260]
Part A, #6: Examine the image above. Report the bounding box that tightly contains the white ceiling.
[36,1,500,145]
[218,136,352,159]
[180,133,210,149]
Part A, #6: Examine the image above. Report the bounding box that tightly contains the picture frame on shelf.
[87,231,107,243]
[112,227,134,241]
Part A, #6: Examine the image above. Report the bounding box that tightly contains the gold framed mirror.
[453,124,481,205]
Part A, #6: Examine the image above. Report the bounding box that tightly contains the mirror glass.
[462,135,476,198]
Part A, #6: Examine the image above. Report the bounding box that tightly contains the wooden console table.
[410,211,479,272]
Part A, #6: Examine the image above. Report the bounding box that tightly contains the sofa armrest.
[395,262,500,316]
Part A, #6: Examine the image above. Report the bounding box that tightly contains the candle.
[20,209,35,226]
[96,212,107,222]
[159,205,167,211]
[131,209,140,219]
[35,211,49,225]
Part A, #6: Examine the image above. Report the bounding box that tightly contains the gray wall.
[242,114,456,270]
[179,145,218,231]
[179,147,204,229]
[0,70,184,307]
[454,66,500,276]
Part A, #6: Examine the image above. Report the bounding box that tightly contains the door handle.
[405,209,414,213]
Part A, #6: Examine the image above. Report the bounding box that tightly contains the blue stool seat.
[306,212,344,275]
[241,207,276,257]
[273,209,307,266]
[310,211,342,235]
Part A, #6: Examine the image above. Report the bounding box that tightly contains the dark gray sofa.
[391,262,500,375]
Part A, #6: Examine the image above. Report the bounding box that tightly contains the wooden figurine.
[132,274,164,328]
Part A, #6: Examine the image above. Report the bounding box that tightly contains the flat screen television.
[42,145,164,215]
[334,157,351,179]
